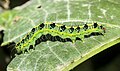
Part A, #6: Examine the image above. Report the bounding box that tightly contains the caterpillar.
[15,22,106,53]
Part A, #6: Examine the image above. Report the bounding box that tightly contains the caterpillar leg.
[80,35,84,42]
[71,37,76,43]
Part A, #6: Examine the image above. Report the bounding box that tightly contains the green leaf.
[0,10,17,31]
[1,0,120,71]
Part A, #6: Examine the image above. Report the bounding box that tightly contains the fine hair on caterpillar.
[15,22,106,53]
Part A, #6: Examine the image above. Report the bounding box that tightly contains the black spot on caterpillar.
[75,26,80,33]
[69,26,74,33]
[15,22,106,53]
[83,24,88,31]
[39,23,45,29]
[31,28,35,32]
[60,25,66,32]
[50,23,56,29]
[94,22,98,28]
[37,5,41,8]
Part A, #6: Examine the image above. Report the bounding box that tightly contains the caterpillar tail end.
[16,48,22,54]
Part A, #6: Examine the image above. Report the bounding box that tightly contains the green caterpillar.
[15,22,106,53]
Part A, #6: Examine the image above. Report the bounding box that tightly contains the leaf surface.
[2,0,120,71]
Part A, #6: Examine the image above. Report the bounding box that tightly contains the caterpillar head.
[93,22,106,33]
[100,25,106,33]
